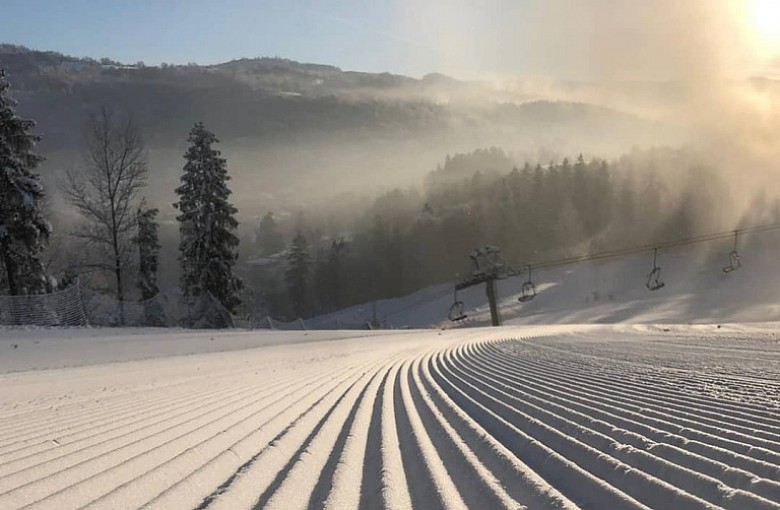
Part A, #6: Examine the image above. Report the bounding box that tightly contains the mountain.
[0,44,668,217]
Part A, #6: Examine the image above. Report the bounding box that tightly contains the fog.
[14,1,779,214]
[4,0,780,318]
[439,0,780,214]
[145,2,780,215]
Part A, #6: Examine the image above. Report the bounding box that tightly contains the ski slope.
[1,324,779,509]
[311,236,780,329]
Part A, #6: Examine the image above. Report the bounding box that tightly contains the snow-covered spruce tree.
[174,122,242,317]
[285,231,311,318]
[133,199,160,300]
[0,69,51,296]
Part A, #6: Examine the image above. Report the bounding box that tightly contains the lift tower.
[453,246,525,327]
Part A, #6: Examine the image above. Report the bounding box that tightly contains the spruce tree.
[255,211,285,256]
[174,122,242,313]
[134,199,160,300]
[0,69,50,295]
[327,238,348,310]
[312,246,329,312]
[285,232,311,317]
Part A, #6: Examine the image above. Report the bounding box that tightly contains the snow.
[2,229,780,508]
[0,324,778,509]
[309,237,780,329]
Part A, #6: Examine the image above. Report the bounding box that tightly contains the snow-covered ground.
[312,236,780,329]
[1,324,779,509]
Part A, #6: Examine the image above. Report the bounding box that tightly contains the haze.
[3,0,780,316]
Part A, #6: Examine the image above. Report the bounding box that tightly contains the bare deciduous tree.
[63,107,147,317]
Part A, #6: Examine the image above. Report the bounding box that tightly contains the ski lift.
[722,230,741,273]
[518,265,537,302]
[448,287,467,321]
[645,248,665,291]
[469,246,507,277]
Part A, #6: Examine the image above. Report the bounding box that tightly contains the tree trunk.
[1,244,18,296]
[1,243,20,325]
[114,249,125,326]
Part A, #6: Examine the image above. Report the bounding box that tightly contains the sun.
[746,0,780,53]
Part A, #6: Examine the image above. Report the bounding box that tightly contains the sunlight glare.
[747,0,780,53]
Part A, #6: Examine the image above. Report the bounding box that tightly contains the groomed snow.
[0,324,779,509]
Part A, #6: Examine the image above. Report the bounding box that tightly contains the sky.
[1,0,778,80]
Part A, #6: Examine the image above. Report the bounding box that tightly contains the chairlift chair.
[722,230,742,273]
[448,288,467,321]
[645,248,665,291]
[518,264,537,302]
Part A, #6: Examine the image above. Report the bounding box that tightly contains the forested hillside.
[0,44,669,216]
[249,146,776,320]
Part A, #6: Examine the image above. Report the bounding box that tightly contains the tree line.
[256,146,753,320]
[0,69,242,325]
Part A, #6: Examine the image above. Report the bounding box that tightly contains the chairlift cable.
[432,220,780,324]
[515,221,780,273]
